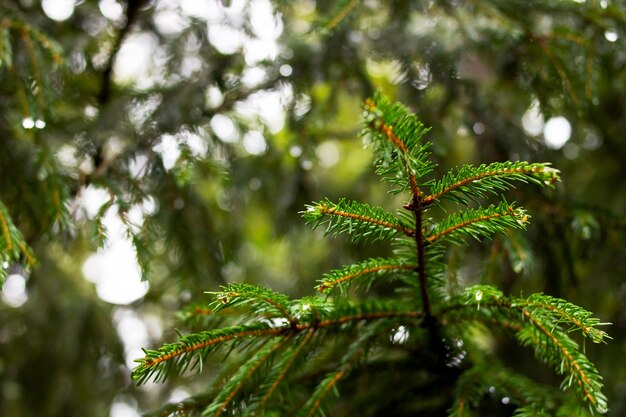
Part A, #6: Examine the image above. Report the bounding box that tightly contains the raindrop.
[390,325,410,344]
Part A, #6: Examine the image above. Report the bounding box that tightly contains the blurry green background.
[1,0,625,416]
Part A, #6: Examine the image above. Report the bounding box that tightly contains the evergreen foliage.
[2,1,626,416]
[133,95,609,416]
[0,200,37,285]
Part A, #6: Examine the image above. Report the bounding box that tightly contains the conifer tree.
[2,2,626,416]
[132,94,609,417]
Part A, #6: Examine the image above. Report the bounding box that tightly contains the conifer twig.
[317,261,416,293]
[521,310,597,405]
[367,98,431,315]
[134,309,423,383]
[317,203,414,236]
[424,162,559,205]
[208,337,291,417]
[258,329,315,408]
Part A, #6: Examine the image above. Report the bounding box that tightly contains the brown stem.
[365,101,432,317]
[412,191,430,317]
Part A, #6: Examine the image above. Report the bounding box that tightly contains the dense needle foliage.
[1,1,626,416]
[132,94,609,416]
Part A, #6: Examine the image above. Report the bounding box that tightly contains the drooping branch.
[206,337,292,417]
[258,330,315,408]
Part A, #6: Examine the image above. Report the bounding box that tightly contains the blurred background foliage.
[0,0,625,416]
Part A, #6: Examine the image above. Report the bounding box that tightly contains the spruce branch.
[295,325,378,417]
[302,198,414,243]
[208,283,296,327]
[361,93,435,315]
[442,286,609,413]
[0,200,37,286]
[362,93,434,194]
[176,303,219,329]
[0,203,14,253]
[424,161,560,205]
[255,329,316,411]
[316,258,416,294]
[202,337,291,417]
[524,293,611,343]
[134,94,609,416]
[426,201,529,245]
[517,311,607,414]
[133,299,423,386]
[306,302,422,330]
[132,323,284,384]
[512,406,552,417]
[0,16,63,125]
[450,362,558,417]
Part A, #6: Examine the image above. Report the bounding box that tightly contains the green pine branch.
[517,313,607,414]
[426,201,529,245]
[203,337,291,417]
[442,285,609,413]
[208,283,295,326]
[449,362,558,417]
[512,406,552,417]
[302,198,414,243]
[316,257,416,294]
[0,16,63,119]
[252,329,316,413]
[425,161,561,205]
[362,92,434,194]
[295,325,377,417]
[133,296,423,386]
[134,94,609,416]
[0,200,37,286]
[523,293,611,343]
[132,322,284,385]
